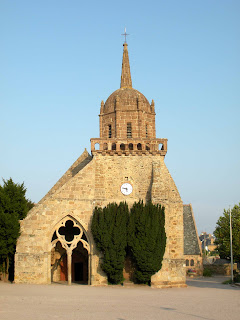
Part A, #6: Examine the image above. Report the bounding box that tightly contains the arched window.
[127,123,132,138]
[186,259,189,266]
[190,259,194,266]
[159,143,163,151]
[120,143,125,150]
[94,143,100,151]
[128,143,133,150]
[112,143,116,151]
[146,143,150,151]
[108,125,112,138]
[137,143,142,150]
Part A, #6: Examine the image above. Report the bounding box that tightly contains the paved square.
[0,277,239,320]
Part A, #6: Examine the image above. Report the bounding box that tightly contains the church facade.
[15,41,200,287]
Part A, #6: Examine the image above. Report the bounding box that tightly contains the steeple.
[120,43,132,88]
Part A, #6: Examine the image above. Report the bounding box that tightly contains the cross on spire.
[121,27,129,44]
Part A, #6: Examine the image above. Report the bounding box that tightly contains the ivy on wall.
[91,201,166,285]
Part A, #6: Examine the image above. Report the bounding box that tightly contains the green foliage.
[233,273,240,283]
[0,178,33,220]
[214,203,240,262]
[91,202,128,284]
[222,279,232,284]
[222,273,240,284]
[0,178,33,278]
[128,201,166,284]
[203,267,213,277]
[91,201,166,285]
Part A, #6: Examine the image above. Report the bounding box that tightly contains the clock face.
[120,183,133,196]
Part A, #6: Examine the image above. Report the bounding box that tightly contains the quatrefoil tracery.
[58,220,81,242]
[52,218,90,253]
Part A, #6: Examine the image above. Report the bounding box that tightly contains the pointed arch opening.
[51,216,90,285]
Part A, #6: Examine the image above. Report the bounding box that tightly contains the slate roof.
[183,205,201,255]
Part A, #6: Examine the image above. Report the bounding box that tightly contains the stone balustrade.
[90,138,167,156]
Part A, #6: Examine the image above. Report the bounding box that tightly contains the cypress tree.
[128,201,166,284]
[91,202,128,284]
[0,178,33,280]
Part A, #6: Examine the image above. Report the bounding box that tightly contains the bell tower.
[91,43,167,156]
[15,36,186,288]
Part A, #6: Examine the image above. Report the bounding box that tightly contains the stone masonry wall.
[15,152,185,287]
[101,110,155,139]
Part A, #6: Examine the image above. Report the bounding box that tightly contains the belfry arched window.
[120,143,125,150]
[137,143,142,150]
[128,143,133,150]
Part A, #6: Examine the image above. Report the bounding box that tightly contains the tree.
[0,178,34,280]
[91,202,128,284]
[214,203,240,262]
[128,201,166,284]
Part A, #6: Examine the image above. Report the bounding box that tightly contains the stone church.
[15,40,201,287]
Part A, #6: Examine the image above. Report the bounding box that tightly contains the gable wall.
[15,153,185,286]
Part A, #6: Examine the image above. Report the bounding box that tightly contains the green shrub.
[233,273,240,283]
[128,201,166,284]
[91,201,167,285]
[203,267,213,277]
[91,202,128,284]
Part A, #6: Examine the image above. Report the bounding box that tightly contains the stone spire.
[120,43,132,88]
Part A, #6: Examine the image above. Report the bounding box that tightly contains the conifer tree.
[128,201,166,284]
[91,202,128,284]
[0,178,34,280]
[214,204,240,262]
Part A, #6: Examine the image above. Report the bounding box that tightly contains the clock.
[120,183,133,195]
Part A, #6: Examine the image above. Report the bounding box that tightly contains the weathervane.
[121,27,129,44]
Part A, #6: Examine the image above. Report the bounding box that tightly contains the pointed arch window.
[127,123,132,138]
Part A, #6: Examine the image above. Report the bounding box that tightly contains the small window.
[190,259,194,266]
[112,143,116,151]
[127,123,132,138]
[137,143,142,150]
[146,125,148,138]
[186,259,189,266]
[120,143,125,150]
[129,143,133,150]
[108,125,112,138]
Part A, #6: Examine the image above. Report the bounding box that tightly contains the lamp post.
[229,206,234,282]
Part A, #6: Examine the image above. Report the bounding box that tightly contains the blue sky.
[1,0,239,234]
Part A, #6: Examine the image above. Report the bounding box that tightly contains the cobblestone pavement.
[0,277,239,320]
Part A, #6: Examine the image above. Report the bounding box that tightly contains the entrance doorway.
[72,242,88,284]
[51,217,90,285]
[74,263,83,281]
